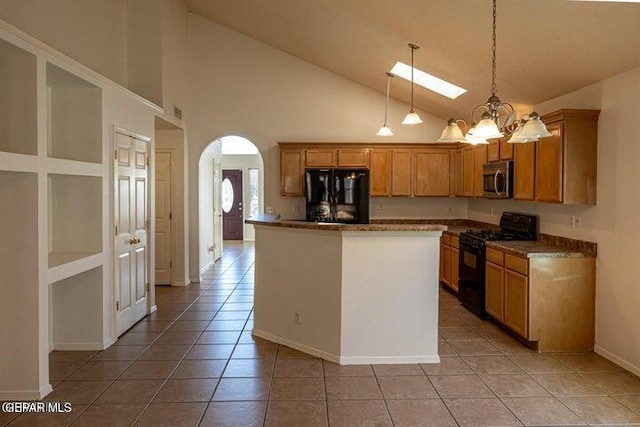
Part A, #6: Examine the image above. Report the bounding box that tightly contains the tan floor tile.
[491,339,537,355]
[552,352,624,372]
[154,331,202,345]
[581,371,640,394]
[197,331,241,345]
[223,358,274,377]
[265,400,327,427]
[277,345,317,359]
[154,378,218,402]
[481,374,550,397]
[378,375,438,399]
[206,320,246,331]
[501,397,585,426]
[273,358,323,377]
[529,373,606,396]
[136,402,207,427]
[323,361,374,377]
[130,320,172,333]
[444,398,522,426]
[115,332,160,346]
[212,377,271,401]
[386,399,457,427]
[49,351,98,362]
[70,403,145,427]
[146,311,181,322]
[178,311,216,321]
[120,360,179,380]
[463,355,524,374]
[49,361,85,381]
[167,320,210,332]
[372,363,425,376]
[43,380,111,404]
[421,356,474,375]
[7,404,86,427]
[215,311,251,321]
[185,344,234,359]
[201,401,267,427]
[171,359,227,378]
[475,325,514,341]
[448,340,501,356]
[95,379,164,403]
[560,396,640,424]
[438,341,457,356]
[616,394,640,415]
[325,376,383,399]
[439,315,469,327]
[138,344,191,361]
[0,410,18,426]
[508,354,572,374]
[66,361,131,381]
[91,345,147,361]
[327,400,391,427]
[231,343,277,359]
[439,326,485,341]
[269,377,325,400]
[428,374,494,398]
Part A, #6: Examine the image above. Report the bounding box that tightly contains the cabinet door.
[535,123,563,203]
[485,261,504,321]
[413,149,450,196]
[305,149,336,167]
[440,241,451,286]
[450,246,459,292]
[474,145,487,197]
[504,269,529,338]
[391,149,412,196]
[337,149,369,167]
[370,149,390,197]
[488,138,500,162]
[462,147,475,197]
[514,142,535,200]
[500,137,514,160]
[280,149,305,197]
[454,148,464,196]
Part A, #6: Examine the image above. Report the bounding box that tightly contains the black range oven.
[457,212,537,317]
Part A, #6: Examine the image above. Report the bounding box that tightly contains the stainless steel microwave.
[483,161,513,199]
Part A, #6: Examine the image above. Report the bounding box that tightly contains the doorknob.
[128,238,136,245]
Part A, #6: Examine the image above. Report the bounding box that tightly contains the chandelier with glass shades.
[437,0,552,145]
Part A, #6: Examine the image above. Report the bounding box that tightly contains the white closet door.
[115,132,149,336]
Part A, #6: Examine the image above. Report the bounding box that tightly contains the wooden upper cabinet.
[487,138,500,162]
[500,136,514,160]
[535,123,563,203]
[514,142,535,201]
[337,148,369,167]
[391,149,412,196]
[462,146,475,197]
[370,149,390,197]
[413,149,450,196]
[453,148,464,197]
[305,149,336,167]
[474,145,487,197]
[280,148,305,197]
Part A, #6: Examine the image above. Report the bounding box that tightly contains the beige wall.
[468,65,640,375]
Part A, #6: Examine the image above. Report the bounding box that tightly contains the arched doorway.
[198,136,263,268]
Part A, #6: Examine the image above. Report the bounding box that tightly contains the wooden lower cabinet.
[485,245,595,351]
[440,239,451,286]
[440,233,459,293]
[450,237,459,292]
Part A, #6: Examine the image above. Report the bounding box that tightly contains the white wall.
[221,154,264,241]
[468,65,640,375]
[186,14,456,279]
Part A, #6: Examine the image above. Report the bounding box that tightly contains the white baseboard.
[595,345,640,377]
[190,275,201,283]
[52,342,105,351]
[252,328,440,365]
[0,383,53,401]
[172,281,189,287]
[102,336,117,349]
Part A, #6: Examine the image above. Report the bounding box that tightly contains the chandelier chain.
[491,0,497,97]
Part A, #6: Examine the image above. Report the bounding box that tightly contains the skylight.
[221,136,259,155]
[390,62,467,99]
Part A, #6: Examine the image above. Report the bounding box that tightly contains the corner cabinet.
[485,245,595,351]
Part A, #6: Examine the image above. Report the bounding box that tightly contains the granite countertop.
[246,216,447,232]
[486,240,593,258]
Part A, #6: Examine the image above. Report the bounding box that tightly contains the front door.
[213,161,223,259]
[115,131,149,336]
[222,169,243,240]
[155,151,172,285]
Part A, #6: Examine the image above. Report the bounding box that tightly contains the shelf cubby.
[0,38,37,156]
[0,171,39,390]
[47,174,102,268]
[50,267,104,350]
[46,63,102,164]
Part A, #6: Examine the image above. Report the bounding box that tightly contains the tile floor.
[4,241,640,426]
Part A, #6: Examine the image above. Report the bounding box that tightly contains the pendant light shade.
[464,122,489,145]
[518,112,553,140]
[402,43,422,125]
[437,118,466,142]
[377,72,395,136]
[473,112,504,139]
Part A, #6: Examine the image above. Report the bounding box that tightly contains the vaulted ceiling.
[185,0,640,121]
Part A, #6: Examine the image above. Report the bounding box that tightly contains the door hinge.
[146,283,150,293]
[115,225,118,235]
[116,301,119,311]
[169,212,172,220]
[146,156,150,167]
[115,150,117,160]
[169,260,172,268]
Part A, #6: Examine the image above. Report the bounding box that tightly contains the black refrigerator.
[305,168,370,223]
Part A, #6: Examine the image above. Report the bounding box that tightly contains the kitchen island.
[245,216,446,365]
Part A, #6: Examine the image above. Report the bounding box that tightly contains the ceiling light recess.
[390,62,467,100]
[438,0,551,144]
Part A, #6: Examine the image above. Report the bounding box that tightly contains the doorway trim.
[155,148,174,285]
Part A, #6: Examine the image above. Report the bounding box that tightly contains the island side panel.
[253,225,343,360]
[340,231,441,364]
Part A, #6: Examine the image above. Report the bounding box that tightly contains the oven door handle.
[494,170,503,196]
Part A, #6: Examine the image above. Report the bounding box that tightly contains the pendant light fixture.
[401,43,423,125]
[438,0,552,144]
[377,72,395,136]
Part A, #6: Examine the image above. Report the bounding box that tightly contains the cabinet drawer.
[505,254,528,275]
[450,236,459,249]
[441,233,451,246]
[486,247,504,266]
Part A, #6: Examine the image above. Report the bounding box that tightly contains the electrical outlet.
[448,206,453,214]
[293,204,300,214]
[293,312,301,325]
[378,205,384,214]
[266,206,274,214]
[570,215,582,228]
